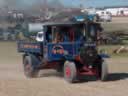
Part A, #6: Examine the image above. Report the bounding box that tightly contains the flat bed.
[18,41,43,54]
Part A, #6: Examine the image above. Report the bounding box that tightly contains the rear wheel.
[23,56,39,78]
[98,59,108,81]
[64,61,77,83]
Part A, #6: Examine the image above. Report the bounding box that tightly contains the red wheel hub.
[65,67,71,77]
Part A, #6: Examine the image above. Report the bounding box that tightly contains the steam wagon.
[18,18,109,83]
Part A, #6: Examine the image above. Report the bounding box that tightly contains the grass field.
[102,17,128,33]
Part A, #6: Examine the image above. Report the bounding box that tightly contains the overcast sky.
[0,0,128,9]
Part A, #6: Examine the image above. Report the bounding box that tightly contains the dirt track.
[0,42,128,96]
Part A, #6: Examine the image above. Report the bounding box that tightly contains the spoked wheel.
[98,59,108,81]
[23,56,39,78]
[64,61,77,83]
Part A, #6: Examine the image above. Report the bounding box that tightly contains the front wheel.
[64,61,77,83]
[98,59,108,81]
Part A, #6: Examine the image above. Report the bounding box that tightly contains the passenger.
[53,32,63,43]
